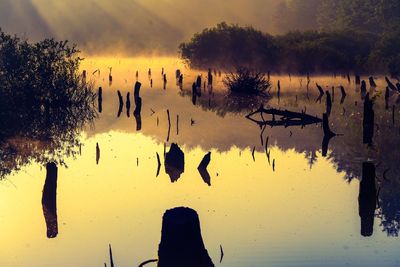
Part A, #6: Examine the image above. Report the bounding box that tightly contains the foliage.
[179,22,278,70]
[223,67,271,94]
[180,23,400,75]
[0,29,96,178]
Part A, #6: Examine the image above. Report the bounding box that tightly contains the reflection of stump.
[359,162,376,237]
[355,75,361,85]
[164,144,185,182]
[42,162,58,238]
[198,152,211,186]
[158,207,214,267]
[363,93,374,145]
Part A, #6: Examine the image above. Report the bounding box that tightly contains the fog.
[0,0,281,55]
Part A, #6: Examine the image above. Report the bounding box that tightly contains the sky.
[0,0,279,55]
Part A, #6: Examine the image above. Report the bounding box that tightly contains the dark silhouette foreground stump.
[158,207,214,267]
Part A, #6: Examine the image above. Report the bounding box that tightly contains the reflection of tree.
[182,80,400,236]
[0,30,96,178]
[179,88,269,117]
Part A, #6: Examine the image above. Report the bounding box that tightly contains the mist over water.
[0,0,279,55]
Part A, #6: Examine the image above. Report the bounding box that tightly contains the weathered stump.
[158,207,214,267]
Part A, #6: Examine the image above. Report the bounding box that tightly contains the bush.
[0,29,96,178]
[223,67,271,94]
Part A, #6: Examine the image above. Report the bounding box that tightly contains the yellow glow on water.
[0,130,364,267]
[0,57,399,267]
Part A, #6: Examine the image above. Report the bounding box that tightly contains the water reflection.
[41,162,58,238]
[2,58,400,266]
[198,152,212,186]
[165,143,185,182]
[359,162,377,237]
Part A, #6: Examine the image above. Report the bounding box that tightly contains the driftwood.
[246,106,322,128]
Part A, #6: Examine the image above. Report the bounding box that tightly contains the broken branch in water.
[138,259,158,267]
[246,106,322,128]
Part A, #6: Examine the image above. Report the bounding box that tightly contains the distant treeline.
[179,22,400,75]
[272,0,400,34]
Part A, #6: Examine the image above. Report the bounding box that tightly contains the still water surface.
[0,57,399,266]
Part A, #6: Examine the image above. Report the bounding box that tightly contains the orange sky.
[0,0,279,55]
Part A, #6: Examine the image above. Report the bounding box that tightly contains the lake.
[0,57,399,267]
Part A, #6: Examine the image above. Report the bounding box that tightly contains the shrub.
[223,67,271,94]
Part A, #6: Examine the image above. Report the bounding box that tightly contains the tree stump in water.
[158,207,214,267]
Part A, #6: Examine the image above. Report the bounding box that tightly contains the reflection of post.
[42,162,58,238]
[98,87,103,113]
[360,80,367,99]
[385,87,389,110]
[134,82,142,131]
[359,162,376,237]
[158,207,214,267]
[163,74,167,90]
[117,90,123,118]
[363,93,374,145]
[355,74,360,85]
[126,92,131,118]
[340,86,346,104]
[326,91,332,116]
[96,143,100,165]
[192,82,197,105]
[369,76,376,87]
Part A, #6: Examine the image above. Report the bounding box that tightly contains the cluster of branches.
[223,67,271,95]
